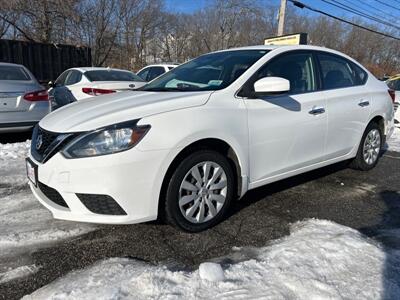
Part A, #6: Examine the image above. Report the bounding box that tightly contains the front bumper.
[29,147,170,224]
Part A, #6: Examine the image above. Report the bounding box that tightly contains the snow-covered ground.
[23,219,400,300]
[0,140,95,282]
[1,125,399,290]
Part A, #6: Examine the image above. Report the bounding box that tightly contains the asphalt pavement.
[1,135,399,299]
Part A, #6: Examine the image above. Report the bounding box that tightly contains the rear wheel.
[350,122,382,171]
[164,150,234,232]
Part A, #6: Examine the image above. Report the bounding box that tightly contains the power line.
[319,0,400,31]
[288,0,400,41]
[372,0,400,12]
[353,0,400,18]
[349,0,400,24]
[337,0,400,25]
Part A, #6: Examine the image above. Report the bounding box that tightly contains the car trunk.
[0,81,40,112]
[92,81,147,91]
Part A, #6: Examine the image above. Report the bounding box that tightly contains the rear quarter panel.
[367,76,394,138]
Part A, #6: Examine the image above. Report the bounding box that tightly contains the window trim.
[237,49,320,98]
[314,51,368,91]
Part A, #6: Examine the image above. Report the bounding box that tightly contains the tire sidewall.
[165,150,235,232]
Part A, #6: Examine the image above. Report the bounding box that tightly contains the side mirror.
[253,77,290,95]
[48,81,55,88]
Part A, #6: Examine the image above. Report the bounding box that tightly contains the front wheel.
[164,150,235,232]
[350,122,382,171]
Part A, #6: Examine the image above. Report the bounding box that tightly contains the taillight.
[388,89,395,103]
[23,90,49,101]
[82,87,116,96]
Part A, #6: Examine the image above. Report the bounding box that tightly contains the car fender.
[136,105,250,206]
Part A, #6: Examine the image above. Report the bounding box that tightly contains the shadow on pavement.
[229,161,349,217]
[0,131,32,144]
[360,191,400,299]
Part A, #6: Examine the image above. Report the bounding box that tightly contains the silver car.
[0,62,50,133]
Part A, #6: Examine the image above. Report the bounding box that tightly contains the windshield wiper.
[142,86,202,92]
[141,87,182,92]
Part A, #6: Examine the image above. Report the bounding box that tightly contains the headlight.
[62,120,150,158]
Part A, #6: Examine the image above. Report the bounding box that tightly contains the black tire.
[349,122,382,171]
[164,150,235,232]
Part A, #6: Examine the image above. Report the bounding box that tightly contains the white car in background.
[50,67,146,101]
[137,63,178,82]
[28,45,394,232]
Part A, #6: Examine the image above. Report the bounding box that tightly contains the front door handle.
[358,100,370,107]
[309,106,325,115]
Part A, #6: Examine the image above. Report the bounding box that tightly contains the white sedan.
[50,67,147,101]
[28,45,394,232]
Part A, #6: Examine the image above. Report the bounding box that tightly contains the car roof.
[0,62,25,68]
[142,64,179,68]
[68,67,134,73]
[217,44,344,55]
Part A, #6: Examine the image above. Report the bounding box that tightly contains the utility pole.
[277,0,287,36]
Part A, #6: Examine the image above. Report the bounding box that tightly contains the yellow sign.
[264,33,307,46]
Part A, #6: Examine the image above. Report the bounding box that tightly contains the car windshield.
[140,50,269,92]
[0,65,31,81]
[85,70,144,82]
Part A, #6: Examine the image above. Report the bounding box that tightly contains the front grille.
[76,194,127,215]
[38,182,69,208]
[31,125,77,163]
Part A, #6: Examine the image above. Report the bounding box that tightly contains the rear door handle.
[309,106,325,115]
[358,100,370,107]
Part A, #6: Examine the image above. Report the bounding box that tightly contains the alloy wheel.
[178,161,227,224]
[363,129,381,165]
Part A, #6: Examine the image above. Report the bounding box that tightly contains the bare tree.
[0,0,398,76]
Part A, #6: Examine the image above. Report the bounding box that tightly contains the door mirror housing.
[253,77,290,95]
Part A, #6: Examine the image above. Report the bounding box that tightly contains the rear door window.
[55,71,70,86]
[64,70,82,85]
[351,63,368,85]
[85,70,143,82]
[317,53,359,89]
[137,68,150,81]
[0,65,31,81]
[147,67,166,81]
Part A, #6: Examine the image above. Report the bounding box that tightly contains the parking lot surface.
[1,132,399,299]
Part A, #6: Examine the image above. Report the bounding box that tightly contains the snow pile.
[0,264,40,284]
[0,140,31,186]
[386,126,400,152]
[0,140,30,160]
[199,262,225,282]
[23,219,400,300]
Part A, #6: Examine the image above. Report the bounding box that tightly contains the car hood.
[40,90,212,132]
